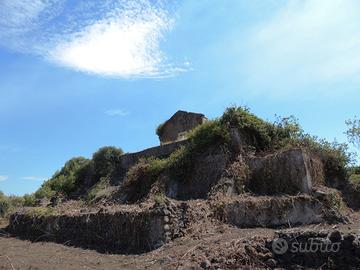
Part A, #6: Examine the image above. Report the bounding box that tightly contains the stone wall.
[247,148,324,195]
[213,195,325,228]
[120,140,187,171]
[8,208,167,254]
[8,202,190,254]
[158,110,206,145]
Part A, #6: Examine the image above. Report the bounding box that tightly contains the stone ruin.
[7,110,347,255]
[157,110,207,145]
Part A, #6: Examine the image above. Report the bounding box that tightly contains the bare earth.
[1,212,360,270]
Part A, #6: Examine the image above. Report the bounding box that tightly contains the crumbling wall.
[120,140,187,171]
[165,146,230,200]
[7,202,192,254]
[247,148,324,195]
[8,209,167,254]
[109,140,187,186]
[158,111,206,145]
[213,195,326,228]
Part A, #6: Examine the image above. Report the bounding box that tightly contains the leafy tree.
[346,117,360,183]
[35,157,92,198]
[92,146,124,179]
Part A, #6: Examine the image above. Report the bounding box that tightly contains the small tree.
[92,146,124,179]
[346,117,360,150]
[35,157,91,199]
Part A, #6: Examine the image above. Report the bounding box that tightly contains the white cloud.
[246,0,360,90]
[105,109,129,116]
[0,0,183,78]
[21,176,44,181]
[0,176,8,182]
[50,1,174,78]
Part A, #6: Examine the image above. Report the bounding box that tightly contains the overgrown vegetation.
[345,118,360,186]
[347,166,360,187]
[92,146,124,180]
[35,157,91,199]
[156,123,166,137]
[86,177,110,202]
[286,136,351,182]
[125,106,352,195]
[124,119,232,197]
[0,191,10,217]
[26,206,58,217]
[0,191,34,218]
[7,106,354,208]
[219,106,302,151]
[34,146,123,201]
[227,160,250,194]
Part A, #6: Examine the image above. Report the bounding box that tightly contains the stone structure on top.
[157,110,207,145]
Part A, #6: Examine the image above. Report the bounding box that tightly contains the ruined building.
[157,110,207,145]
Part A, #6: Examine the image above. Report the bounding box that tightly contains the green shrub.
[349,174,360,185]
[154,193,166,204]
[121,158,167,203]
[220,106,302,151]
[0,192,26,217]
[188,120,230,151]
[86,177,110,202]
[284,134,352,182]
[124,157,167,186]
[125,120,232,190]
[23,194,37,207]
[26,206,57,217]
[33,147,123,201]
[35,157,92,199]
[156,123,166,137]
[0,192,10,218]
[348,166,360,176]
[34,184,56,199]
[92,146,124,179]
[7,195,25,208]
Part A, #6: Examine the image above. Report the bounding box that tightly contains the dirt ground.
[0,223,271,270]
[1,211,360,270]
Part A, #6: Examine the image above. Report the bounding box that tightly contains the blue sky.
[0,0,359,195]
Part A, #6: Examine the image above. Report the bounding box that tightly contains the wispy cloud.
[0,0,184,78]
[104,109,129,117]
[0,176,8,182]
[245,0,360,93]
[0,0,63,50]
[0,0,47,30]
[21,176,44,181]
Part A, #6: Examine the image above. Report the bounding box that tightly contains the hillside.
[1,106,360,269]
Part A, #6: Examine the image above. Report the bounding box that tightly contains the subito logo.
[272,238,288,255]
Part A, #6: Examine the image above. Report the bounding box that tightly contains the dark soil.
[1,211,360,270]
